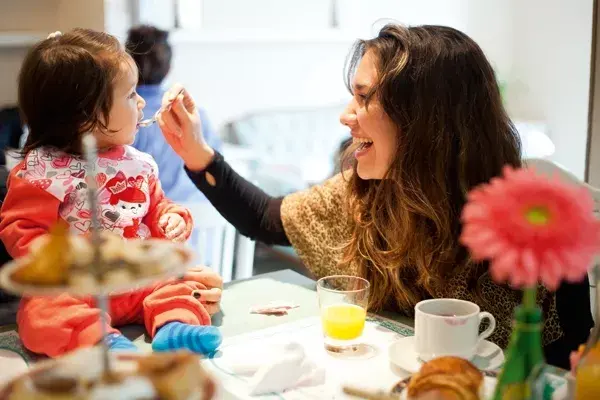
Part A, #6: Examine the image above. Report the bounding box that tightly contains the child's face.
[95,59,145,149]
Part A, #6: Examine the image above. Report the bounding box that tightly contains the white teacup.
[414,298,496,362]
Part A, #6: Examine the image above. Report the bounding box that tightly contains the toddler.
[0,29,221,358]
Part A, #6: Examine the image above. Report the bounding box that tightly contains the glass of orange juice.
[575,346,600,398]
[317,275,370,354]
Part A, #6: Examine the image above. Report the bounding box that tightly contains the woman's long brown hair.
[340,24,521,312]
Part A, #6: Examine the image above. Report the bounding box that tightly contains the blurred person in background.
[127,26,223,267]
[126,25,222,204]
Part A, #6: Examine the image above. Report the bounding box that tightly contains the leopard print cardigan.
[280,173,564,349]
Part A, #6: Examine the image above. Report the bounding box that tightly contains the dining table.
[0,269,572,398]
[1,269,403,356]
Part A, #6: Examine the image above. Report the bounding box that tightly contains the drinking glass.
[317,275,370,354]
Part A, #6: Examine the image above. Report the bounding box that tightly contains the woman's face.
[340,50,398,180]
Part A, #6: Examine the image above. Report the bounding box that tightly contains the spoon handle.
[137,88,186,127]
[343,386,400,400]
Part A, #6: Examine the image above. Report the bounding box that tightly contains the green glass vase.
[492,288,553,400]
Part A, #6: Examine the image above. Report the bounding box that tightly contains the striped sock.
[104,333,138,352]
[152,322,222,355]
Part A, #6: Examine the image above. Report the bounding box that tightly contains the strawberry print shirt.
[0,145,192,258]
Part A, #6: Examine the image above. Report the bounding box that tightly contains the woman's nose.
[138,95,146,109]
[340,106,358,127]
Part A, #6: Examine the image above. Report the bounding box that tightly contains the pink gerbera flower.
[460,166,599,290]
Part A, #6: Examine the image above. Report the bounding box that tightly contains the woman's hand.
[158,84,215,171]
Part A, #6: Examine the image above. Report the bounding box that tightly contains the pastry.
[407,356,483,400]
[8,369,86,400]
[4,348,213,400]
[138,352,211,400]
[11,222,71,286]
[8,224,191,292]
[88,377,156,400]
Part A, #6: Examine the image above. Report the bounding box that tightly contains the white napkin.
[223,342,325,395]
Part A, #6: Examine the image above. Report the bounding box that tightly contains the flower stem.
[523,286,537,309]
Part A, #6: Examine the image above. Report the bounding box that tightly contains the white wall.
[337,0,514,79]
[165,0,515,130]
[165,41,352,130]
[464,0,514,80]
[0,48,28,109]
[0,0,106,108]
[0,0,57,108]
[0,0,59,32]
[0,0,595,178]
[506,0,594,179]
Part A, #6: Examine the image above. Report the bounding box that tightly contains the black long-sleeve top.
[185,151,290,246]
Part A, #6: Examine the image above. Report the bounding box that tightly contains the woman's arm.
[157,84,351,278]
[157,84,290,246]
[157,85,350,279]
[185,151,290,245]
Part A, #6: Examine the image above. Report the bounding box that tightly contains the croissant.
[407,356,483,400]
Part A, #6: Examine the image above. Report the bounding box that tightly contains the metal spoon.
[137,88,185,128]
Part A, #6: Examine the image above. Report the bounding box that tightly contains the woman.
[158,24,592,369]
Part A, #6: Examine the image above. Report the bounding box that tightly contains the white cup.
[414,298,496,362]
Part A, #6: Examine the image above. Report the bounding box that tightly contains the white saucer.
[388,336,505,373]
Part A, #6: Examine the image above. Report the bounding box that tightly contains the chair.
[234,233,256,281]
[524,158,600,319]
[183,202,256,282]
[222,104,350,196]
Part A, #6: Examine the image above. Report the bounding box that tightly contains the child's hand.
[159,213,188,242]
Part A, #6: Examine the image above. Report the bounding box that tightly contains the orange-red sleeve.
[143,175,193,240]
[0,166,61,258]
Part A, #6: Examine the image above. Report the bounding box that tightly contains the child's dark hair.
[19,28,132,156]
[126,25,172,85]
